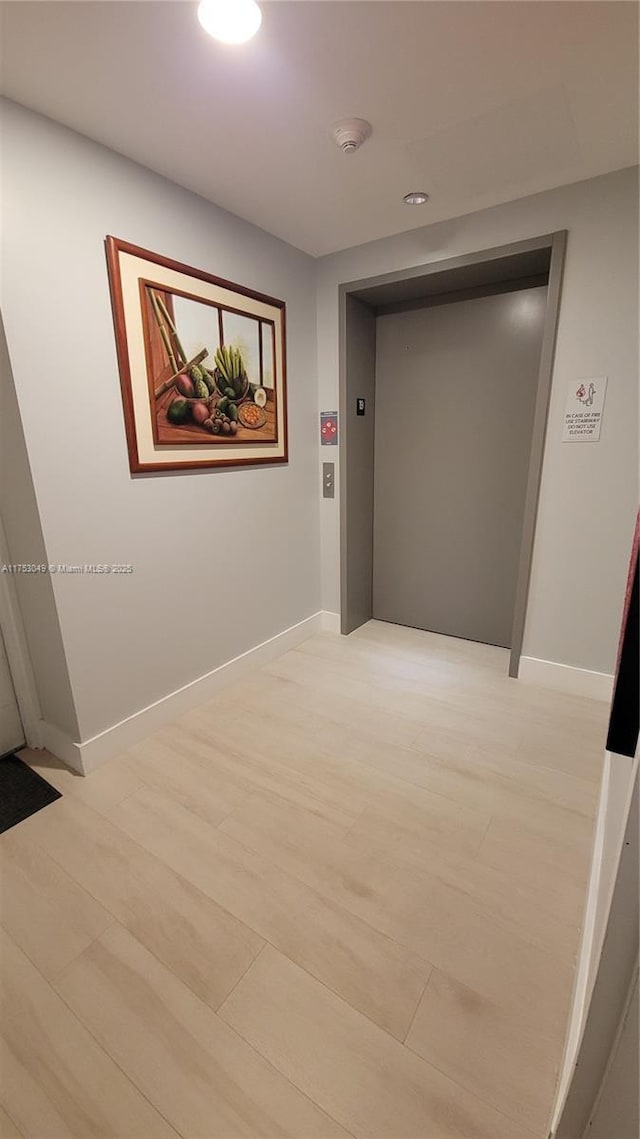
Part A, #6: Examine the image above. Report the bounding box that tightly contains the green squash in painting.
[167,397,189,425]
[202,368,216,395]
[189,364,210,401]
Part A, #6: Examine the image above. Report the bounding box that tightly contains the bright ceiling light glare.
[197,0,263,44]
[403,191,429,206]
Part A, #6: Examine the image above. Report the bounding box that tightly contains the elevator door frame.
[338,231,567,678]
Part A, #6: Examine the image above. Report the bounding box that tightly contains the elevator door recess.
[372,287,546,648]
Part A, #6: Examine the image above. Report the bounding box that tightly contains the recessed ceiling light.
[403,191,429,206]
[197,0,262,44]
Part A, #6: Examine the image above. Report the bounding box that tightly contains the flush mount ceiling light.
[403,191,429,205]
[197,0,262,44]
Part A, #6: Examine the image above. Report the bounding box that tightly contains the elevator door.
[372,287,546,647]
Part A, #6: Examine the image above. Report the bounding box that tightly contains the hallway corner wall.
[1,99,321,759]
[0,311,81,751]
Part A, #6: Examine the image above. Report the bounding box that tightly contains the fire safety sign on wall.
[562,377,608,442]
[321,412,338,445]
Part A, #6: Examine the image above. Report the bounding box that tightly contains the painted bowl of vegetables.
[213,346,251,403]
[213,368,250,404]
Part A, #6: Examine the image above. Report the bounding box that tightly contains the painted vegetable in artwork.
[175,374,195,399]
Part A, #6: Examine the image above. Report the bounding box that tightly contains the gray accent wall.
[317,166,639,675]
[342,295,376,634]
[372,288,546,647]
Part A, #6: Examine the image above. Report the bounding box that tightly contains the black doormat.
[0,753,61,834]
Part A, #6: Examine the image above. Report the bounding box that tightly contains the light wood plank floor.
[0,621,607,1139]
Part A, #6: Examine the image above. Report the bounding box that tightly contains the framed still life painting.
[105,236,288,472]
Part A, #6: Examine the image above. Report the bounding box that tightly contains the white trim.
[550,752,610,1133]
[519,655,613,701]
[0,515,43,748]
[320,610,341,634]
[61,610,324,774]
[39,719,83,773]
[549,750,637,1136]
[586,964,638,1135]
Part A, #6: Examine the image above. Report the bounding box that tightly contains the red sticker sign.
[321,412,338,445]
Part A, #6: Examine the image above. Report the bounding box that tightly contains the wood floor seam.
[214,789,576,985]
[1,927,183,1139]
[218,943,538,1139]
[111,781,439,978]
[55,923,354,1139]
[214,1004,358,1139]
[206,808,442,981]
[222,941,490,1119]
[357,836,581,970]
[401,1036,539,1138]
[212,940,269,1012]
[0,914,119,987]
[472,812,493,858]
[401,967,433,1046]
[405,736,601,804]
[0,1099,26,1138]
[46,975,186,1139]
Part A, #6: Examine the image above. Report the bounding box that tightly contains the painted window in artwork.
[172,295,221,373]
[222,311,261,387]
[260,322,275,390]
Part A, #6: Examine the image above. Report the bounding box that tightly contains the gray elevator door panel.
[372,287,546,648]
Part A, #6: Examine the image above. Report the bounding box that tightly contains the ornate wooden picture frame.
[105,236,288,472]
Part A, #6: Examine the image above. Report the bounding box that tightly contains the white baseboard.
[320,610,341,633]
[39,719,84,774]
[519,655,613,702]
[41,611,324,775]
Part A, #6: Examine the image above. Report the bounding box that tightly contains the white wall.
[317,167,639,676]
[551,750,636,1133]
[588,970,638,1139]
[0,313,79,740]
[1,100,321,755]
[552,753,638,1136]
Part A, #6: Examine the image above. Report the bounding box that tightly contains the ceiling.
[1,1,638,256]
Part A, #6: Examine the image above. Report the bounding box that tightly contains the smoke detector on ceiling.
[331,118,372,154]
